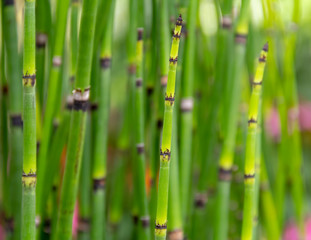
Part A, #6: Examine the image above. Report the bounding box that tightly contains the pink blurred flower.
[284,219,311,240]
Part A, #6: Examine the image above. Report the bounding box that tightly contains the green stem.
[241,43,268,240]
[54,0,98,238]
[155,15,182,240]
[22,1,37,240]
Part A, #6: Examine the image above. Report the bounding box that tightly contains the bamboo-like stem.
[36,0,71,220]
[22,0,37,239]
[35,0,51,105]
[54,0,98,238]
[70,0,80,84]
[0,9,10,237]
[214,1,250,239]
[193,2,233,237]
[90,1,115,239]
[133,27,151,240]
[155,15,182,240]
[179,0,198,221]
[2,1,23,239]
[241,43,268,240]
[167,58,183,240]
[78,115,91,240]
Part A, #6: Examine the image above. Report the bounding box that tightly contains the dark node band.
[157,119,163,128]
[37,141,40,154]
[128,64,136,75]
[252,81,262,86]
[22,74,36,86]
[132,215,139,224]
[194,193,207,208]
[2,84,8,95]
[169,57,178,64]
[244,174,255,179]
[5,218,14,232]
[222,16,232,29]
[36,33,47,48]
[22,171,37,177]
[100,57,111,69]
[147,87,154,96]
[66,102,73,110]
[136,78,143,87]
[10,114,23,128]
[141,217,150,228]
[90,102,98,111]
[70,76,75,83]
[176,14,183,26]
[173,33,181,39]
[4,0,14,6]
[155,223,167,230]
[52,56,62,67]
[73,99,89,111]
[93,177,106,190]
[52,185,57,191]
[168,229,183,240]
[235,33,248,44]
[136,144,144,154]
[248,118,257,125]
[137,28,144,40]
[78,218,90,232]
[165,95,175,102]
[259,55,266,62]
[160,149,171,160]
[218,167,232,181]
[263,42,269,52]
[43,219,51,233]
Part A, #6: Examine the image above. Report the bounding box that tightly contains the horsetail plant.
[54,0,98,238]
[2,0,23,239]
[179,0,198,221]
[90,1,115,239]
[214,1,250,239]
[36,0,71,223]
[241,43,268,240]
[22,0,37,239]
[155,15,182,240]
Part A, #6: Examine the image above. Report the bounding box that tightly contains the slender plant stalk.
[35,0,51,105]
[54,0,98,238]
[36,0,71,219]
[0,10,10,237]
[214,1,250,239]
[2,1,23,239]
[22,0,37,239]
[133,27,152,240]
[70,0,80,84]
[259,153,280,240]
[90,1,115,239]
[155,15,182,240]
[167,62,183,240]
[179,0,198,220]
[241,43,268,240]
[78,114,91,240]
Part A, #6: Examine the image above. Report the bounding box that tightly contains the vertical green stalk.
[70,0,80,84]
[133,28,151,240]
[90,1,115,239]
[241,43,268,240]
[36,0,71,218]
[54,0,98,238]
[22,0,37,240]
[155,15,182,240]
[260,155,280,240]
[214,1,250,239]
[2,0,23,239]
[78,115,91,240]
[179,0,197,220]
[35,0,51,105]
